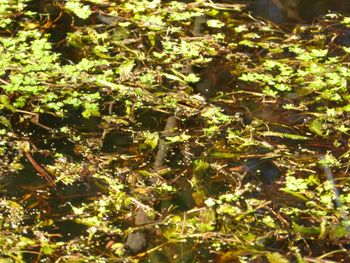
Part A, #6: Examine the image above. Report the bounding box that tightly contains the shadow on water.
[194,61,234,98]
[102,131,133,153]
[137,110,169,131]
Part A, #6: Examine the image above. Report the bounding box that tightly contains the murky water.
[2,0,350,261]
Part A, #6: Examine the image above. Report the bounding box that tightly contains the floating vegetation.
[1,0,350,262]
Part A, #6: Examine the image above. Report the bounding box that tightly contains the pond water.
[2,0,350,262]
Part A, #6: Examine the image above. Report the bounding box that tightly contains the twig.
[320,156,350,232]
[24,151,55,187]
[0,78,9,85]
[153,116,178,171]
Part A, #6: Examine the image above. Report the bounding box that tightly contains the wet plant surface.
[1,0,350,262]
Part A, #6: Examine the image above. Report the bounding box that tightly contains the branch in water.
[24,151,55,187]
[153,116,178,171]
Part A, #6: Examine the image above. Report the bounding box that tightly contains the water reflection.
[249,0,350,23]
[252,0,295,23]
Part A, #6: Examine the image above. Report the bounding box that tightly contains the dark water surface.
[245,0,350,23]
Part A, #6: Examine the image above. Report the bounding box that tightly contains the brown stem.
[24,151,55,187]
[153,116,178,171]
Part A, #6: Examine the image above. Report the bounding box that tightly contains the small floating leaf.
[293,222,320,235]
[328,224,350,240]
[166,133,191,143]
[209,152,237,158]
[265,252,289,263]
[0,116,12,130]
[342,17,350,25]
[163,73,184,83]
[65,1,92,19]
[193,159,210,178]
[308,119,324,136]
[342,104,350,112]
[204,198,216,207]
[343,46,350,53]
[184,73,200,83]
[116,60,135,78]
[260,131,309,140]
[143,131,159,149]
[207,19,225,28]
[0,95,16,112]
[136,170,156,177]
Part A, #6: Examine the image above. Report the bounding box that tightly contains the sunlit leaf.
[293,222,320,235]
[265,252,289,263]
[308,119,324,136]
[0,116,12,130]
[65,1,92,19]
[207,19,225,28]
[209,152,237,158]
[204,198,216,207]
[260,131,309,140]
[116,59,135,77]
[143,131,159,149]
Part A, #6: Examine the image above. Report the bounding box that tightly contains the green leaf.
[204,198,216,207]
[329,224,350,240]
[193,159,210,177]
[265,252,289,263]
[65,1,92,19]
[281,189,308,201]
[184,73,200,83]
[163,72,184,83]
[166,133,191,143]
[274,83,291,91]
[42,244,55,255]
[343,46,350,53]
[116,59,135,77]
[342,104,350,112]
[209,152,237,158]
[0,95,16,112]
[82,103,100,118]
[207,19,225,28]
[308,119,324,136]
[136,170,156,177]
[310,49,328,58]
[260,131,309,140]
[293,222,320,235]
[0,116,13,130]
[342,17,350,25]
[143,131,159,149]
